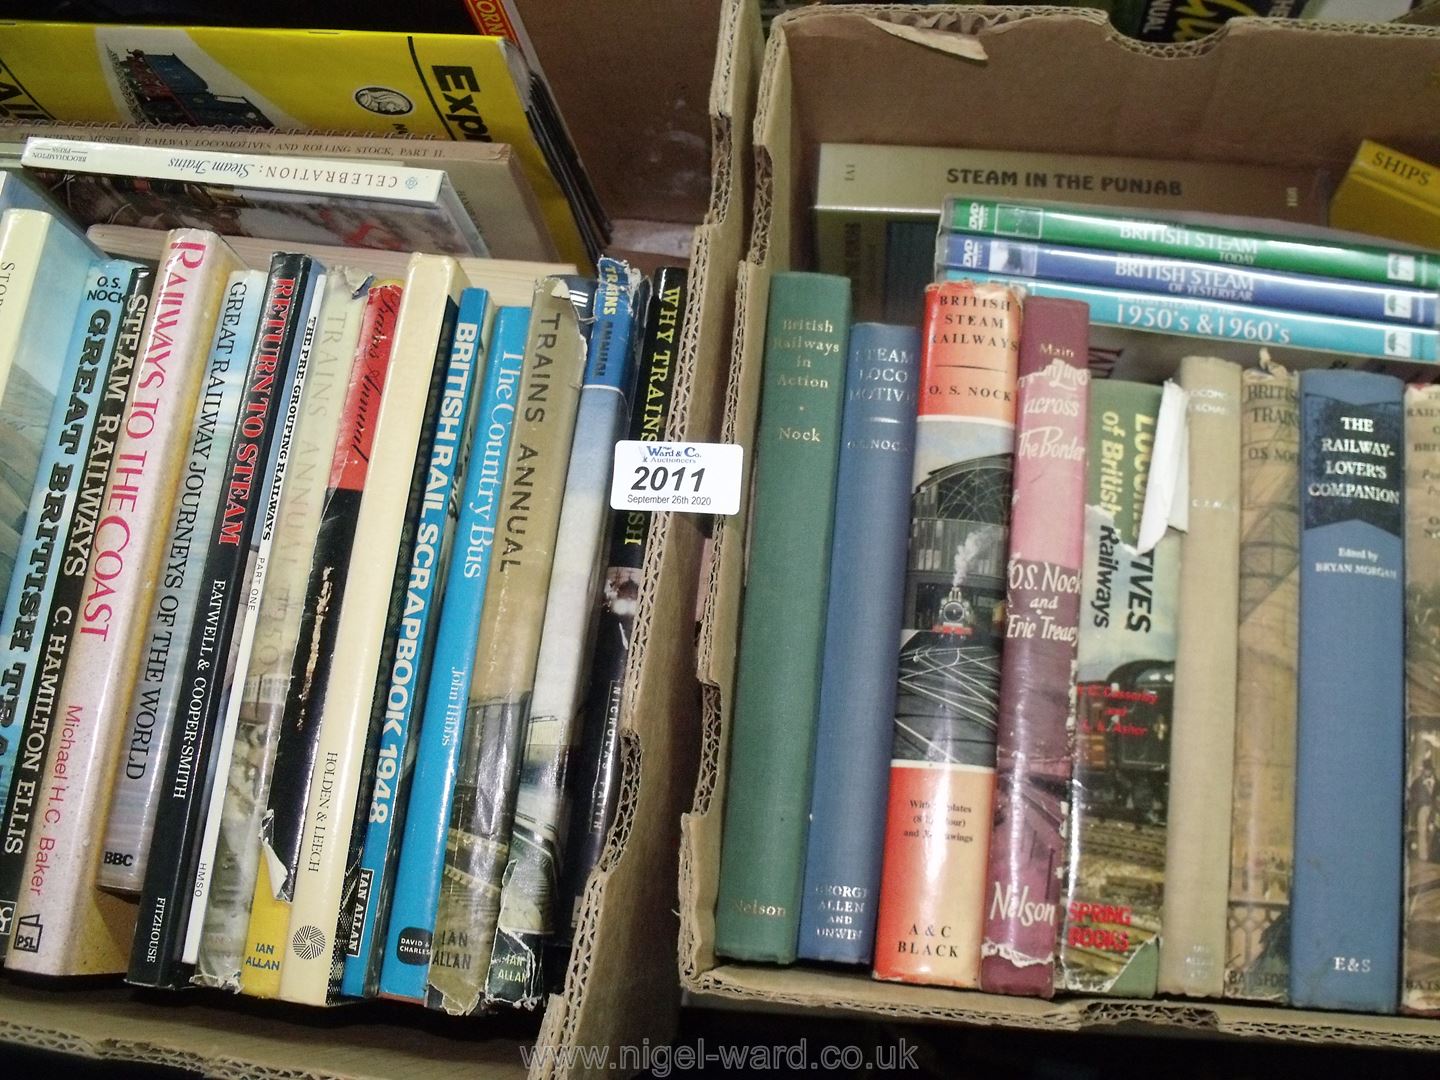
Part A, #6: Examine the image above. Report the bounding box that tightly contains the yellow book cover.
[0,21,588,267]
[1331,140,1440,249]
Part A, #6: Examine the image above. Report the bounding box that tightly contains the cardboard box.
[681,4,1440,1047]
[0,1,758,1077]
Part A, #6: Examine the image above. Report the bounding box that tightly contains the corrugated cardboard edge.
[678,1,1440,1049]
[0,981,529,1080]
[532,2,758,1078]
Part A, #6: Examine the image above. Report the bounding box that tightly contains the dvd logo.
[102,851,134,867]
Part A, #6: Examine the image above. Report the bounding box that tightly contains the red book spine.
[979,298,1089,996]
[872,281,1020,988]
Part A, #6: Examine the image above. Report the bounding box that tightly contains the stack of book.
[0,171,689,1015]
[714,199,1440,1016]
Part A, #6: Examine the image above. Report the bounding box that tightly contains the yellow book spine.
[1347,139,1440,211]
[239,856,286,997]
[1331,171,1440,251]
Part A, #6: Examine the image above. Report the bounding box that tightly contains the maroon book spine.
[979,298,1089,996]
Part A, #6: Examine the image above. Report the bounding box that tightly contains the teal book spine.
[715,272,851,963]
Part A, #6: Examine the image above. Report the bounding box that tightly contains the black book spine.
[258,279,401,921]
[0,266,152,956]
[128,255,315,989]
[552,267,686,955]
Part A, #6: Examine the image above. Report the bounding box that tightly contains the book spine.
[0,211,97,608]
[1135,0,1301,42]
[943,196,1440,291]
[713,273,852,964]
[0,265,149,956]
[1157,356,1242,998]
[280,257,463,1005]
[486,260,640,1006]
[871,281,1018,988]
[793,322,919,967]
[1405,383,1440,1015]
[427,278,588,1016]
[555,268,686,949]
[1291,369,1405,1013]
[936,232,1437,329]
[940,269,1440,364]
[7,231,239,976]
[182,268,328,969]
[128,255,318,989]
[1058,379,1180,999]
[979,298,1090,996]
[1224,363,1299,1004]
[1349,141,1440,213]
[0,259,131,826]
[194,269,369,990]
[238,277,401,998]
[342,287,491,999]
[97,269,260,894]
[378,307,527,1003]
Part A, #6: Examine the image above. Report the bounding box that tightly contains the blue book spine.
[343,287,491,999]
[97,269,262,892]
[1291,369,1405,1013]
[797,323,920,964]
[941,269,1440,364]
[0,258,135,810]
[377,306,529,1002]
[937,233,1439,329]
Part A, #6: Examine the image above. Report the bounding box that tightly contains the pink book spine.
[5,231,240,975]
[978,297,1090,997]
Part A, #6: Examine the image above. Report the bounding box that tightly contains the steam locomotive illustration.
[112,50,272,128]
[1075,658,1174,825]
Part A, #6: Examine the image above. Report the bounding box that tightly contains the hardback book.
[22,137,488,259]
[935,232,1436,328]
[796,322,920,967]
[1291,369,1405,1013]
[1404,383,1440,1015]
[0,124,555,261]
[872,281,1018,989]
[938,268,1440,365]
[0,265,151,957]
[714,273,852,965]
[84,226,575,310]
[1057,379,1180,998]
[979,298,1090,997]
[555,267,686,952]
[1157,356,1242,998]
[342,286,492,1000]
[128,253,323,989]
[0,23,595,265]
[182,263,331,972]
[814,142,1331,321]
[0,257,136,838]
[942,196,1440,292]
[378,306,528,1003]
[1224,360,1300,1004]
[279,254,465,1006]
[194,268,370,990]
[5,230,241,976]
[486,259,640,1006]
[427,277,588,1016]
[239,275,402,999]
[1331,140,1440,250]
[0,209,102,607]
[97,268,261,895]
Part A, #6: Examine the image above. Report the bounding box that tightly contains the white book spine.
[182,274,327,965]
[277,254,462,1004]
[22,138,446,205]
[5,231,240,975]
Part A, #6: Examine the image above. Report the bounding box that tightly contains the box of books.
[682,2,1440,1049]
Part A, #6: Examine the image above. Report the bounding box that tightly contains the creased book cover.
[428,277,587,1016]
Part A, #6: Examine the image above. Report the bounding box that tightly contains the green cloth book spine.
[714,272,851,963]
